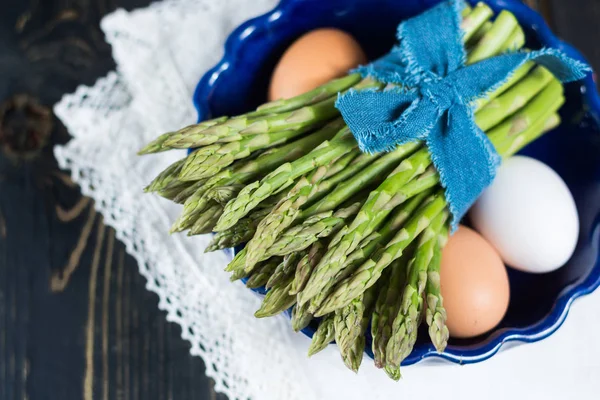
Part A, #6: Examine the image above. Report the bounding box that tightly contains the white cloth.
[54,1,600,399]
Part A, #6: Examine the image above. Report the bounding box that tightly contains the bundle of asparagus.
[141,3,566,378]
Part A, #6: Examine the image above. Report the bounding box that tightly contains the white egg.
[470,155,578,273]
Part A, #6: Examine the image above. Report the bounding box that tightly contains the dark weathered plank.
[548,0,600,74]
[0,0,227,399]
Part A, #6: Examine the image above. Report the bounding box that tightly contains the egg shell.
[470,156,579,274]
[268,29,367,101]
[440,225,510,339]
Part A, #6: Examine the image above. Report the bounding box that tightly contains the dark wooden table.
[0,1,598,399]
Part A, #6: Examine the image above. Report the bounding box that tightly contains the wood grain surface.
[0,0,226,399]
[0,0,598,399]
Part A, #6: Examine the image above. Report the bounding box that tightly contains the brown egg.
[440,225,510,338]
[268,29,367,101]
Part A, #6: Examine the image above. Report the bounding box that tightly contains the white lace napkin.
[54,1,600,399]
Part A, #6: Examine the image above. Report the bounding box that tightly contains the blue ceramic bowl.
[192,0,600,366]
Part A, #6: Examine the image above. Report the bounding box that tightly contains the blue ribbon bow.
[335,0,589,231]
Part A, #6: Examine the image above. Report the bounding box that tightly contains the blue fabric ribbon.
[335,0,589,231]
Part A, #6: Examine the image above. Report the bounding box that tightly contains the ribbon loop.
[336,0,590,230]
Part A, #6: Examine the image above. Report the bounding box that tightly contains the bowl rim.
[191,0,600,366]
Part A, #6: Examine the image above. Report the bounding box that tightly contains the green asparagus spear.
[467,20,492,46]
[425,225,450,352]
[385,211,449,368]
[335,283,378,372]
[461,2,494,42]
[468,10,519,64]
[254,276,296,318]
[489,79,564,156]
[226,247,248,273]
[137,116,227,155]
[267,202,362,258]
[317,191,447,314]
[229,260,250,282]
[499,25,526,52]
[144,158,186,193]
[299,141,422,217]
[291,301,313,332]
[266,252,303,289]
[205,208,271,252]
[215,133,357,231]
[472,62,534,111]
[244,152,358,271]
[298,148,432,305]
[257,74,362,114]
[308,191,431,314]
[290,241,327,295]
[187,202,223,235]
[371,254,410,368]
[308,314,335,356]
[246,258,281,289]
[172,179,207,204]
[156,179,196,201]
[179,123,320,181]
[168,96,340,150]
[475,67,554,131]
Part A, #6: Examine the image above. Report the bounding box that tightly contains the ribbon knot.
[335,0,589,230]
[421,79,463,111]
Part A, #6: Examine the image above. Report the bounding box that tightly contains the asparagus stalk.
[467,20,492,46]
[137,116,227,155]
[156,179,196,201]
[188,203,224,235]
[308,191,431,314]
[334,283,378,372]
[179,123,322,181]
[299,141,422,217]
[471,61,534,111]
[308,314,335,356]
[461,2,494,43]
[204,185,244,205]
[298,148,432,305]
[168,96,340,150]
[425,225,450,352]
[172,179,207,204]
[205,208,271,252]
[144,158,186,193]
[489,79,564,156]
[499,25,526,52]
[267,202,362,258]
[290,241,326,295]
[257,74,362,114]
[254,276,296,318]
[229,259,251,282]
[244,150,361,271]
[468,10,519,64]
[385,211,449,368]
[371,254,410,368]
[291,301,313,332]
[246,258,281,289]
[174,125,342,232]
[215,133,357,231]
[475,67,554,131]
[316,191,447,315]
[226,246,248,273]
[266,251,303,289]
